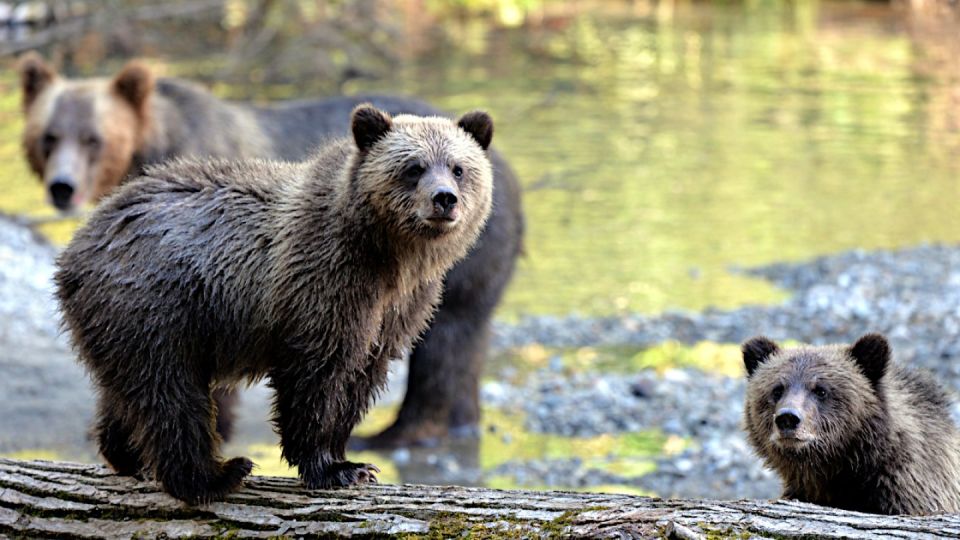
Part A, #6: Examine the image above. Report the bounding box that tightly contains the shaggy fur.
[742,333,960,515]
[20,54,524,446]
[55,105,495,504]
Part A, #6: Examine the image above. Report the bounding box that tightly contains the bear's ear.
[351,104,393,152]
[850,333,890,385]
[742,336,779,377]
[457,111,493,150]
[112,61,155,120]
[18,51,57,110]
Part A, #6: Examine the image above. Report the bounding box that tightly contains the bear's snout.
[775,407,802,432]
[431,188,458,220]
[49,176,76,211]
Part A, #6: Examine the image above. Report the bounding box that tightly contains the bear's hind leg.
[94,398,143,477]
[131,379,253,504]
[212,387,238,442]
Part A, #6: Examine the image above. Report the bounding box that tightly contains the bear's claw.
[304,461,381,489]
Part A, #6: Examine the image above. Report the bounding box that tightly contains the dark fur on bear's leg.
[212,388,238,442]
[94,384,242,495]
[94,404,143,477]
[447,328,487,435]
[96,382,252,501]
[131,374,253,505]
[270,360,381,489]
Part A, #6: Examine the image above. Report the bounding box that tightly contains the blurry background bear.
[3,0,960,503]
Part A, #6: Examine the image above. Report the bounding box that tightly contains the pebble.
[391,448,411,464]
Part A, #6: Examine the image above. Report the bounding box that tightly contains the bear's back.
[56,156,314,374]
[73,157,301,265]
[888,365,960,478]
[854,363,960,514]
[152,79,276,160]
[889,364,954,414]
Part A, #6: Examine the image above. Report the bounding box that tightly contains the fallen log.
[1,458,959,538]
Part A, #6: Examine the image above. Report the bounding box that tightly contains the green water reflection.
[351,1,960,316]
[4,2,960,317]
[492,341,747,378]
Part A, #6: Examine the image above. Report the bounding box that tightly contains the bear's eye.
[771,385,784,401]
[81,133,102,150]
[452,165,463,178]
[402,163,425,182]
[41,133,58,154]
[813,385,828,399]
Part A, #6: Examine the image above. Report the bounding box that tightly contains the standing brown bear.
[55,104,495,504]
[742,333,960,515]
[20,53,523,447]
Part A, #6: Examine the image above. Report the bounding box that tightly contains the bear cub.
[55,104,495,504]
[742,333,960,515]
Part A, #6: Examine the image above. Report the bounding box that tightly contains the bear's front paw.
[304,461,380,489]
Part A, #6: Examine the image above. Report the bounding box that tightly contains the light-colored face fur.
[18,52,153,212]
[352,106,494,242]
[742,334,888,465]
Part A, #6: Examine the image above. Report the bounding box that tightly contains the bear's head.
[741,333,889,462]
[348,104,494,245]
[18,52,155,212]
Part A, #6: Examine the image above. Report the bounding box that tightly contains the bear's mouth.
[424,216,459,229]
[412,216,459,238]
[772,431,814,449]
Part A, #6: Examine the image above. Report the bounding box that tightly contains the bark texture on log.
[1,458,959,539]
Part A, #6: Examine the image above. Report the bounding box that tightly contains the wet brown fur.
[22,53,523,448]
[742,333,960,515]
[54,106,495,504]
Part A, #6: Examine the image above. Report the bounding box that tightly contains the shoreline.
[3,216,959,500]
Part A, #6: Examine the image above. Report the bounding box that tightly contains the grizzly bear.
[54,104,496,504]
[742,333,960,515]
[19,52,523,447]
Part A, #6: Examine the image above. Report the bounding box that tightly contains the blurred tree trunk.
[1,458,958,539]
[898,0,960,142]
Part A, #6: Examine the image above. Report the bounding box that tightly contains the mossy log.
[2,458,959,539]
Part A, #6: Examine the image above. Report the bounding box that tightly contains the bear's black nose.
[775,408,802,431]
[49,177,75,211]
[432,188,458,216]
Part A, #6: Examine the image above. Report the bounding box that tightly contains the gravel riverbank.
[486,244,960,499]
[4,216,960,501]
[494,244,960,387]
